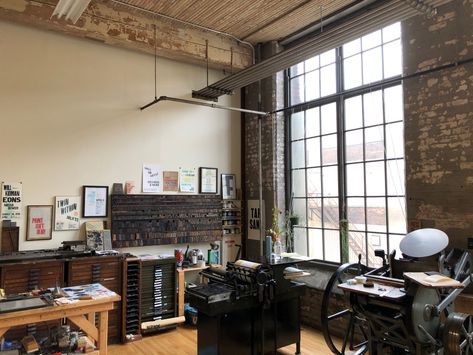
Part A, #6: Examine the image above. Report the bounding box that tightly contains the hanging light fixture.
[51,0,92,24]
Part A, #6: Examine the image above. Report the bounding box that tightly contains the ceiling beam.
[0,0,253,71]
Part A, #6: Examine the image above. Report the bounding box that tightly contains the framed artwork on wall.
[26,205,53,241]
[221,174,236,200]
[82,185,109,218]
[199,167,218,194]
[54,196,80,231]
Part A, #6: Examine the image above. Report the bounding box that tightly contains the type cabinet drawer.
[0,260,64,293]
[67,256,122,343]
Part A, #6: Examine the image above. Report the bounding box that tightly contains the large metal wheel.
[321,262,370,354]
[444,312,473,354]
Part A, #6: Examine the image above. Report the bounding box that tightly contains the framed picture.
[82,185,109,218]
[54,196,80,231]
[26,205,53,241]
[221,174,236,200]
[199,167,218,194]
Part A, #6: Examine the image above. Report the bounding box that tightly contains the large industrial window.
[288,23,405,266]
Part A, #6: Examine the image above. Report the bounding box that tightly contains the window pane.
[294,227,308,256]
[388,197,406,234]
[343,55,362,90]
[386,122,404,159]
[320,49,336,66]
[321,63,337,97]
[366,197,386,233]
[384,85,403,123]
[290,76,305,105]
[324,229,340,263]
[293,198,307,227]
[305,56,320,71]
[346,129,364,162]
[308,228,323,259]
[308,198,322,228]
[291,111,304,140]
[323,198,339,228]
[388,234,403,259]
[306,137,321,167]
[321,102,337,134]
[366,161,385,196]
[322,166,338,197]
[383,22,401,42]
[307,168,322,197]
[291,140,305,168]
[348,231,366,264]
[346,163,364,196]
[387,160,405,195]
[290,63,304,77]
[292,169,306,197]
[368,233,386,267]
[362,30,382,50]
[365,126,384,161]
[305,70,320,101]
[322,134,338,165]
[383,39,402,78]
[347,197,365,230]
[363,90,383,126]
[345,96,363,130]
[343,38,361,57]
[363,47,383,84]
[306,107,320,137]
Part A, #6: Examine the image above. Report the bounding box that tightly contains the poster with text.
[179,167,196,193]
[163,171,179,192]
[247,199,265,241]
[143,164,162,193]
[1,182,22,221]
[55,196,80,231]
[26,205,52,241]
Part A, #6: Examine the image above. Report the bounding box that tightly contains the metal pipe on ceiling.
[192,0,451,101]
[110,0,255,64]
[140,96,269,116]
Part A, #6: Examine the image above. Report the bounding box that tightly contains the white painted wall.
[0,20,241,255]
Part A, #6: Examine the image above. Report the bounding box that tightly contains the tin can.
[175,249,183,267]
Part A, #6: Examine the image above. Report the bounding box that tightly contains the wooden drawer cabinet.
[67,256,122,343]
[0,260,64,293]
[0,260,64,341]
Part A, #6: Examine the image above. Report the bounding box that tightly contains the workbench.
[0,293,120,355]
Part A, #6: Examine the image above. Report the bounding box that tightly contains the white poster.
[179,167,196,193]
[1,182,22,221]
[55,196,80,231]
[247,199,264,241]
[142,164,162,193]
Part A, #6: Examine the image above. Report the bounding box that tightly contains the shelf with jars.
[221,200,242,265]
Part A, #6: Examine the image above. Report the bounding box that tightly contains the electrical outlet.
[468,237,473,249]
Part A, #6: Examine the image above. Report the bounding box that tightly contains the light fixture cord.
[154,24,157,100]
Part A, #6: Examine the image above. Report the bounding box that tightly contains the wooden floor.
[109,325,334,355]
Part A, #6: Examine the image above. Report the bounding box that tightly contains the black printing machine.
[186,258,308,355]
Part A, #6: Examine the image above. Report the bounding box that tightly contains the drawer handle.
[103,277,116,281]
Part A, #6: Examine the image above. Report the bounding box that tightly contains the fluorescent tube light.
[51,0,92,24]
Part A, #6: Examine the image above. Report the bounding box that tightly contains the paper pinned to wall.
[142,164,162,193]
[1,182,22,221]
[179,167,196,193]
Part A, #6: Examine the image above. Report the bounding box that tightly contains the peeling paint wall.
[404,0,473,249]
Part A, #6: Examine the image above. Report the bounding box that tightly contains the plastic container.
[273,238,282,260]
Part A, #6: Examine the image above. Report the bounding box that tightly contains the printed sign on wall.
[179,167,196,193]
[143,164,162,193]
[247,199,264,241]
[54,196,80,231]
[1,182,22,221]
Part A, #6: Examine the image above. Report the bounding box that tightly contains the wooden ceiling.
[0,0,357,70]
[110,0,358,43]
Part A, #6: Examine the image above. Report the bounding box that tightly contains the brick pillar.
[242,41,286,257]
[403,1,473,250]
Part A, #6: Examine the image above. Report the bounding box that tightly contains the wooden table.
[0,294,120,355]
[177,265,208,316]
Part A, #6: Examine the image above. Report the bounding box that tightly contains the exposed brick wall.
[243,41,286,257]
[404,0,473,250]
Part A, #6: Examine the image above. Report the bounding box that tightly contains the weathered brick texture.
[404,1,473,250]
